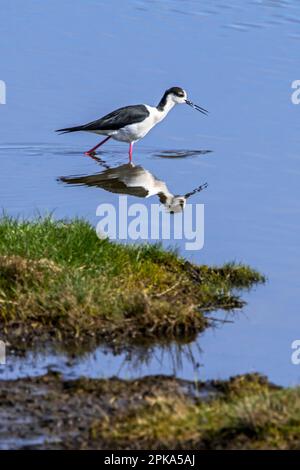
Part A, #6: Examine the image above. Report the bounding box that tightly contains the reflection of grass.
[90,374,300,450]
[0,217,265,349]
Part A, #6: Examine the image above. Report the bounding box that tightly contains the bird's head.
[159,87,208,114]
[165,195,187,214]
[163,182,208,214]
[166,87,188,104]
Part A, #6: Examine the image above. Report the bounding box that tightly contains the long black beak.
[184,182,208,199]
[185,99,208,115]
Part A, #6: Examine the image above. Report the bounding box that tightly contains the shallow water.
[1,0,300,386]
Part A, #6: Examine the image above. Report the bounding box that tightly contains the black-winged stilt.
[60,162,208,213]
[56,87,208,162]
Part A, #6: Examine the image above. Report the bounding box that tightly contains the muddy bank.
[0,372,207,450]
[2,372,298,450]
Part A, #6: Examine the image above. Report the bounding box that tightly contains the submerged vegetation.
[0,217,265,349]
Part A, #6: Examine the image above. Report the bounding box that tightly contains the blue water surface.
[1,0,300,385]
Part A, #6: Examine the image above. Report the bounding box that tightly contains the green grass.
[89,374,300,450]
[0,217,265,348]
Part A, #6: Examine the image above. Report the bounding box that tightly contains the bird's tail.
[55,125,84,134]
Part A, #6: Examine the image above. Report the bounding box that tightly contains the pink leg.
[129,142,133,162]
[84,136,111,156]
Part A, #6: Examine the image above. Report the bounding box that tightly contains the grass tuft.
[0,217,265,349]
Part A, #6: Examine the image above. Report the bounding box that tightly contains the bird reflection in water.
[59,158,207,213]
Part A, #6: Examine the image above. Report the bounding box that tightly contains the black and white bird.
[60,162,208,213]
[56,87,208,161]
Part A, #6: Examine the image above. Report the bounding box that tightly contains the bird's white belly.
[113,113,158,143]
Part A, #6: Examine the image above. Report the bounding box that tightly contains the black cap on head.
[166,87,185,97]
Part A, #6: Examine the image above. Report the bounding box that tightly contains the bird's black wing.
[60,171,149,198]
[56,104,150,134]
